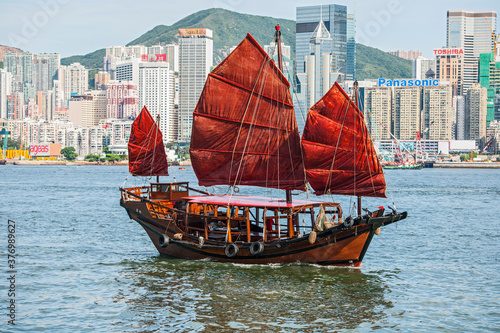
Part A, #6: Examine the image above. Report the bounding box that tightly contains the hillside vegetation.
[60,8,412,79]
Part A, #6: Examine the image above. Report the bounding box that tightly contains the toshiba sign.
[433,48,464,55]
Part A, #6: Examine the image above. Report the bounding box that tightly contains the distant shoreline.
[1,159,192,166]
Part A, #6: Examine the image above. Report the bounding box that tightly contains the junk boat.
[120,26,407,266]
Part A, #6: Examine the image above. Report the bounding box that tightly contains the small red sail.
[190,34,305,190]
[301,83,386,197]
[128,106,169,176]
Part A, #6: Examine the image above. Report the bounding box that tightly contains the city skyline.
[0,0,498,58]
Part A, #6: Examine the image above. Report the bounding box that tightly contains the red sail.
[190,34,305,190]
[301,83,386,197]
[128,106,169,176]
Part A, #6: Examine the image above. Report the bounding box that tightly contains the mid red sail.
[128,106,169,176]
[301,83,386,197]
[190,34,305,190]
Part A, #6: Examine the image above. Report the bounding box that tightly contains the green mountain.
[61,48,105,69]
[60,8,411,80]
[355,43,412,80]
[128,8,295,64]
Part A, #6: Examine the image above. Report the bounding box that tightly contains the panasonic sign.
[378,78,439,87]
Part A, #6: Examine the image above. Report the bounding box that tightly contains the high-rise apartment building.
[138,62,176,142]
[4,52,35,100]
[364,87,392,140]
[59,63,88,103]
[422,86,453,140]
[296,4,351,78]
[36,53,60,88]
[454,96,466,140]
[465,83,487,142]
[393,87,421,140]
[388,50,422,60]
[178,28,213,142]
[0,69,13,119]
[68,90,107,127]
[435,48,464,96]
[95,71,110,90]
[447,10,497,93]
[106,81,138,119]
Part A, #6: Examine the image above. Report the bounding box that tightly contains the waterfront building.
[296,4,350,78]
[422,86,453,140]
[177,28,213,142]
[447,10,497,93]
[393,87,421,140]
[465,83,487,143]
[435,48,464,96]
[364,87,392,140]
[106,80,138,119]
[388,50,423,60]
[0,69,13,119]
[413,57,436,80]
[138,62,176,142]
[59,63,88,104]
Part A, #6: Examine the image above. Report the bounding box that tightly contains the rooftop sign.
[433,48,464,55]
[378,78,439,87]
[178,28,213,38]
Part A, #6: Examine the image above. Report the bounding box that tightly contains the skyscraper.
[446,10,497,93]
[465,83,487,143]
[296,5,350,78]
[177,28,213,143]
[393,87,421,140]
[138,62,175,142]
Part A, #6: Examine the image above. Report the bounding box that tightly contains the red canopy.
[190,34,305,191]
[301,83,386,197]
[128,106,169,176]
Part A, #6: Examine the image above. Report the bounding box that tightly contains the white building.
[138,62,176,142]
[0,69,13,119]
[106,81,138,119]
[412,56,436,80]
[59,63,88,103]
[178,28,213,142]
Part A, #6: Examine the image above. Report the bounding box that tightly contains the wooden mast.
[274,24,292,204]
[353,81,362,216]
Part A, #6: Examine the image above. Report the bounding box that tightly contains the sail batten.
[302,83,386,198]
[128,106,169,177]
[190,34,305,191]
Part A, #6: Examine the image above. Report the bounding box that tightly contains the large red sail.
[128,106,169,176]
[190,34,305,190]
[301,83,386,197]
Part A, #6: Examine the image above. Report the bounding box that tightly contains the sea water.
[0,165,499,332]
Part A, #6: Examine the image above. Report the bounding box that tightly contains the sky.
[0,0,498,58]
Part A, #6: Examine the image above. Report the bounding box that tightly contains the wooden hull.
[121,198,406,266]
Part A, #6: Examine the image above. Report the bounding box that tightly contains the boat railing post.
[263,208,268,242]
[185,203,190,232]
[226,206,232,243]
[203,204,208,239]
[245,207,251,242]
